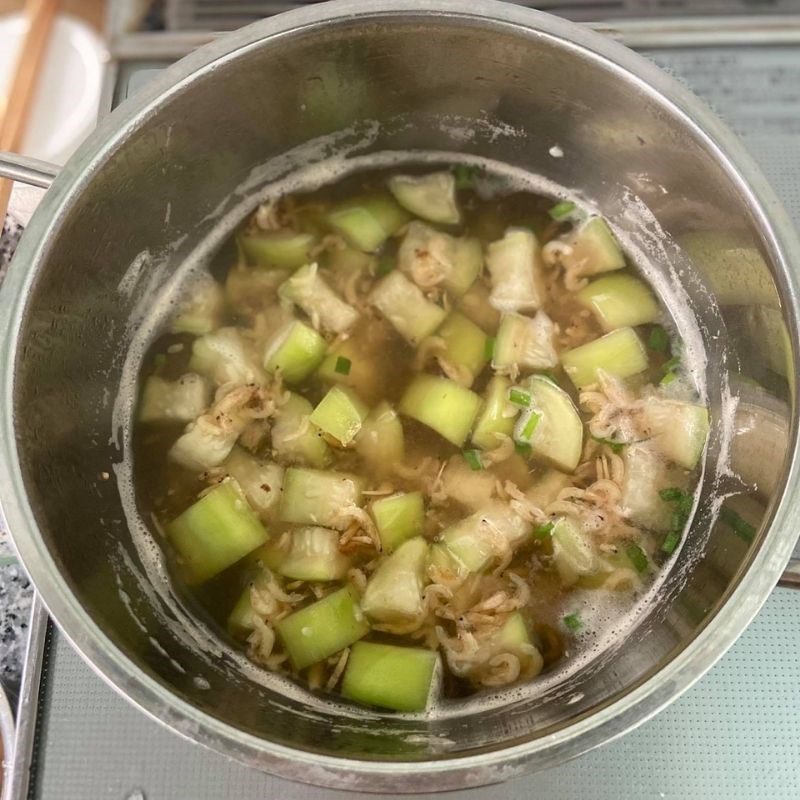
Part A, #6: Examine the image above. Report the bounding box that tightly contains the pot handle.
[0,150,59,189]
[779,558,800,589]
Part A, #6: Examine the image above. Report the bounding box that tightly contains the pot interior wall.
[10,14,794,762]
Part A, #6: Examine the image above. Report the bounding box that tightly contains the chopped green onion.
[625,542,649,573]
[671,510,689,532]
[532,521,554,539]
[484,336,496,361]
[591,435,623,454]
[659,487,687,502]
[660,354,681,385]
[563,613,583,632]
[548,200,576,221]
[463,449,484,471]
[521,411,541,439]
[334,355,352,375]
[377,252,395,276]
[514,441,532,456]
[661,531,681,555]
[536,371,559,385]
[509,388,531,407]
[452,164,482,190]
[719,506,756,543]
[648,325,670,353]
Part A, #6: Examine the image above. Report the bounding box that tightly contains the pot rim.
[2,0,799,792]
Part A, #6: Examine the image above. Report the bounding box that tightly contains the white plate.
[0,13,106,166]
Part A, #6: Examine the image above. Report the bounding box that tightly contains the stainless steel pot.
[1,0,799,793]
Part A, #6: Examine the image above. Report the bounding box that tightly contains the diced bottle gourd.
[623,443,691,532]
[341,642,439,712]
[221,446,284,520]
[638,400,709,469]
[277,526,351,581]
[239,230,318,270]
[399,374,482,447]
[325,194,410,252]
[513,376,583,472]
[551,516,598,586]
[441,503,530,575]
[224,266,284,313]
[369,271,447,346]
[486,228,546,313]
[361,537,428,625]
[355,401,405,475]
[168,418,240,471]
[492,311,559,372]
[276,585,370,670]
[388,171,461,225]
[561,327,648,389]
[189,327,267,386]
[471,376,517,450]
[576,273,659,331]
[458,281,501,333]
[279,467,363,530]
[171,275,224,336]
[263,320,327,384]
[167,479,269,584]
[138,373,210,424]
[271,393,332,469]
[309,385,369,446]
[562,217,625,276]
[436,312,489,385]
[279,263,359,335]
[371,491,425,552]
[448,237,483,296]
[227,567,272,639]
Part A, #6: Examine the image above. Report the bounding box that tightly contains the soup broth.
[133,163,708,712]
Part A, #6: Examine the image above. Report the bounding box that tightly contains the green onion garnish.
[661,531,681,555]
[377,253,395,276]
[660,354,681,385]
[625,542,649,573]
[532,521,554,539]
[452,164,482,190]
[334,356,352,375]
[463,449,484,471]
[670,510,689,532]
[648,325,670,353]
[719,506,756,543]
[509,388,531,407]
[563,613,583,632]
[484,336,496,361]
[514,441,532,456]
[549,201,576,221]
[659,487,687,502]
[591,435,623,454]
[660,371,678,386]
[520,411,541,440]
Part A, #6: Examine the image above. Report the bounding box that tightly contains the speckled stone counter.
[0,219,33,706]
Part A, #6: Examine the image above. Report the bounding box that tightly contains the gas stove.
[2,3,800,798]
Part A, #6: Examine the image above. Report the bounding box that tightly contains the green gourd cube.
[264,320,328,384]
[167,480,269,584]
[341,642,438,712]
[309,386,369,446]
[561,327,648,389]
[398,374,481,447]
[276,586,369,670]
[371,492,425,552]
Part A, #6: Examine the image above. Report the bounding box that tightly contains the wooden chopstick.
[0,0,60,227]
